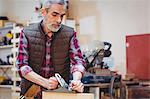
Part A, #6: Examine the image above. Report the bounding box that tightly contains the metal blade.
[55,73,70,90]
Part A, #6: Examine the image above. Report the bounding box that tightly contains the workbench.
[84,82,122,99]
[42,91,94,99]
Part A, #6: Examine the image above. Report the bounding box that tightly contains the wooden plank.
[42,91,94,99]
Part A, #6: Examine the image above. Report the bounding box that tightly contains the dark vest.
[20,22,74,95]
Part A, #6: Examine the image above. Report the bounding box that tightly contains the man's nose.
[57,16,62,24]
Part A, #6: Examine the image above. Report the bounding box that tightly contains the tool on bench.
[55,73,72,91]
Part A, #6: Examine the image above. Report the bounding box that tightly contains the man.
[16,0,85,98]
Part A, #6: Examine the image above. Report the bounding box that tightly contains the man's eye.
[61,15,64,18]
[52,14,57,16]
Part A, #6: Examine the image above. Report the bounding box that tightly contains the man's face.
[44,4,66,32]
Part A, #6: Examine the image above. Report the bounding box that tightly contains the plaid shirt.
[16,28,85,78]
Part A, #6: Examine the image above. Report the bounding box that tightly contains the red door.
[126,34,150,80]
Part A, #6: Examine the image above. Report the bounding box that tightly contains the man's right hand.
[24,71,59,90]
[45,76,59,90]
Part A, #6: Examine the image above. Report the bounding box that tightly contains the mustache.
[53,23,61,26]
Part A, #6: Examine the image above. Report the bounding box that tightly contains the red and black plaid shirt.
[16,27,85,78]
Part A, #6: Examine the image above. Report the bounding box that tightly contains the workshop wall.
[0,0,6,16]
[0,0,37,25]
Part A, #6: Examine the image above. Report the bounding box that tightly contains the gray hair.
[42,0,68,9]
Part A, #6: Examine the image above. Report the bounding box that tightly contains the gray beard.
[47,24,61,32]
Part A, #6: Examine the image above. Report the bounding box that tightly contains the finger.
[71,80,81,86]
[77,85,84,92]
[49,77,58,82]
[73,83,83,90]
[73,85,84,92]
[47,83,58,90]
[72,82,82,89]
[49,78,58,84]
[47,84,52,90]
[72,82,83,90]
[50,83,58,89]
[49,80,56,84]
[50,85,57,89]
[80,85,84,92]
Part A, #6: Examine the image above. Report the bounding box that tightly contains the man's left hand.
[70,80,84,92]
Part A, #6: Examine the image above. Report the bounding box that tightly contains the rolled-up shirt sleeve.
[16,31,33,77]
[69,32,86,74]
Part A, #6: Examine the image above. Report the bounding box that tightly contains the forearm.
[72,71,82,80]
[71,71,84,92]
[70,32,86,78]
[23,71,48,88]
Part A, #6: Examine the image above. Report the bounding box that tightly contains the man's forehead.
[49,3,66,14]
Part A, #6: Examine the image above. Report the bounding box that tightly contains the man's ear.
[41,8,47,16]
